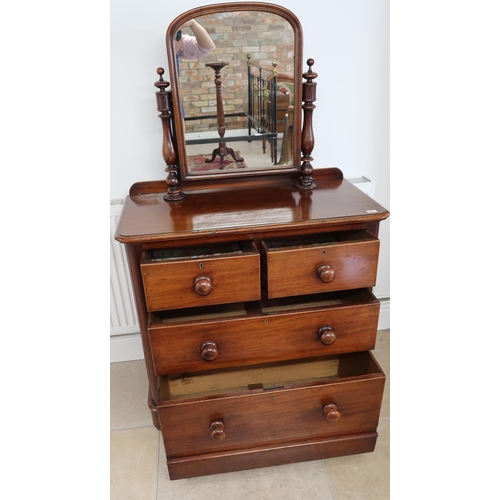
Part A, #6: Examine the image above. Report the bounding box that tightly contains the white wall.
[111,0,390,299]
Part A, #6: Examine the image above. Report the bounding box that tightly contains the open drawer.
[157,351,385,459]
[262,230,380,299]
[148,288,380,375]
[140,240,261,312]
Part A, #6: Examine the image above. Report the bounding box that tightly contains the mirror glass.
[166,4,303,180]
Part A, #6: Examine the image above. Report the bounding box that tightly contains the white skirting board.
[111,333,144,363]
[378,299,390,330]
[110,301,391,363]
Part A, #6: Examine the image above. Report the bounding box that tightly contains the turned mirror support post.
[296,58,317,190]
[155,68,186,201]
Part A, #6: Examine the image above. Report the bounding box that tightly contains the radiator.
[110,200,139,335]
[346,176,374,198]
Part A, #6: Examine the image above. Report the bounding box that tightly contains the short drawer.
[141,241,261,312]
[157,351,385,458]
[262,230,380,299]
[148,289,380,375]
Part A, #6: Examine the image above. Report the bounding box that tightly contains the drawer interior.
[159,351,383,402]
[263,229,377,251]
[151,302,249,324]
[143,240,255,263]
[149,288,378,326]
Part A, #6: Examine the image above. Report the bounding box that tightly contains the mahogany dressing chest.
[115,169,389,479]
[115,2,389,480]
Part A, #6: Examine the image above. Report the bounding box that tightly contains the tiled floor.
[111,329,389,499]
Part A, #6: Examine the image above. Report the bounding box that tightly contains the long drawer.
[148,289,380,375]
[262,230,380,299]
[157,351,385,459]
[140,240,261,312]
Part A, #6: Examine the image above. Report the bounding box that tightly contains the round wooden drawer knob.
[201,341,218,361]
[210,421,226,441]
[318,325,337,345]
[194,274,213,296]
[323,403,341,423]
[317,264,335,283]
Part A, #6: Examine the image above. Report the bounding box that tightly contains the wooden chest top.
[115,169,389,245]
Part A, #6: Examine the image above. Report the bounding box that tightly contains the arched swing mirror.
[165,2,303,181]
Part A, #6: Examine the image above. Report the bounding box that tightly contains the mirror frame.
[166,2,303,181]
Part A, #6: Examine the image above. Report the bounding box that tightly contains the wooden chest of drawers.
[115,168,389,480]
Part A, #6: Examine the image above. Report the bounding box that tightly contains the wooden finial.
[154,67,170,92]
[306,58,316,74]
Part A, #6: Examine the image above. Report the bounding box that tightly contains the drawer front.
[158,352,385,457]
[263,231,380,299]
[141,241,261,312]
[149,291,380,375]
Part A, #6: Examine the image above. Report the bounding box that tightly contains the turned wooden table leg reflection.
[204,62,245,169]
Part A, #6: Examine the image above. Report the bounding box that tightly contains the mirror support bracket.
[296,59,317,190]
[155,68,186,201]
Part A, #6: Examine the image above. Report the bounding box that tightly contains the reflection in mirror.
[168,7,302,179]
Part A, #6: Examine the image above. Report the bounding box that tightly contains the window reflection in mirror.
[170,8,301,178]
